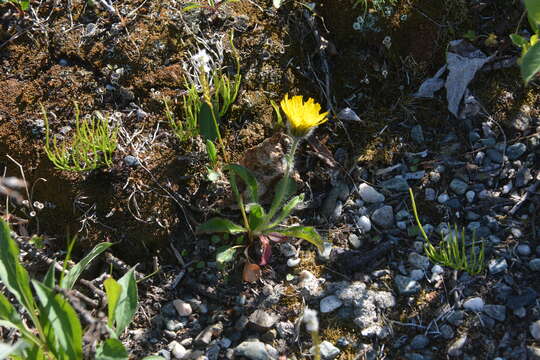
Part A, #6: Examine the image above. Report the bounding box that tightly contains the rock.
[449,178,468,195]
[425,188,436,201]
[337,107,362,122]
[235,341,271,360]
[381,177,409,192]
[279,243,297,257]
[488,258,507,274]
[410,269,424,281]
[512,111,531,131]
[358,183,385,203]
[516,167,533,187]
[410,334,429,350]
[194,323,223,346]
[168,341,187,359]
[531,320,540,340]
[311,341,340,360]
[298,270,324,298]
[395,275,420,295]
[322,183,349,219]
[437,193,449,204]
[320,295,343,313]
[348,233,362,248]
[529,346,540,360]
[507,142,527,160]
[529,258,540,271]
[124,155,140,167]
[517,244,532,256]
[372,291,396,309]
[447,335,467,357]
[249,310,278,331]
[220,338,232,348]
[483,304,506,322]
[275,321,294,339]
[287,257,301,267]
[408,252,430,269]
[446,310,465,326]
[411,125,424,143]
[486,149,503,163]
[506,287,538,310]
[465,190,475,203]
[440,324,454,339]
[173,300,192,317]
[318,241,333,261]
[356,215,372,233]
[463,297,484,312]
[371,206,394,228]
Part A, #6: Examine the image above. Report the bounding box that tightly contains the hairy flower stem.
[311,330,321,360]
[267,136,300,221]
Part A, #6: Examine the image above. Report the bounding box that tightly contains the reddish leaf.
[243,263,261,283]
[266,232,288,242]
[259,235,272,266]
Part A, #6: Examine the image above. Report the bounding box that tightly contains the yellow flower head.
[280,94,329,138]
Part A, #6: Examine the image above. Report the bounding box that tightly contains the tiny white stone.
[431,265,444,275]
[287,258,301,267]
[168,341,187,359]
[320,295,343,313]
[173,300,192,317]
[530,320,540,340]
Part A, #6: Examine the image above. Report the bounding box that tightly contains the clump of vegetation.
[0,220,146,359]
[511,0,540,83]
[197,95,329,282]
[42,104,118,172]
[0,0,29,11]
[409,189,485,275]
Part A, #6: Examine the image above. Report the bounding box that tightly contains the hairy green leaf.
[247,204,266,231]
[114,268,138,336]
[95,339,128,360]
[522,41,540,83]
[277,226,323,250]
[197,218,246,234]
[61,242,113,289]
[32,281,83,359]
[104,277,122,330]
[199,102,219,141]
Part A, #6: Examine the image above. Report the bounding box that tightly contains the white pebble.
[173,300,192,317]
[287,258,301,267]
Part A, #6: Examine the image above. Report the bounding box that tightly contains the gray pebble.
[425,188,436,201]
[507,142,527,160]
[358,183,385,203]
[488,258,507,274]
[410,334,429,350]
[486,149,503,163]
[528,258,540,271]
[483,304,506,322]
[447,335,467,357]
[440,324,454,339]
[381,177,409,192]
[517,244,532,257]
[408,253,430,269]
[449,178,468,195]
[437,193,449,204]
[465,190,475,203]
[320,295,343,313]
[395,275,420,295]
[371,206,394,228]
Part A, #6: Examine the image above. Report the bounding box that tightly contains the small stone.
[124,155,141,167]
[516,167,533,187]
[381,177,409,192]
[337,107,362,122]
[348,233,362,248]
[507,142,527,160]
[194,323,223,346]
[395,275,420,295]
[410,334,429,350]
[275,321,294,339]
[528,346,540,360]
[465,190,475,203]
[425,188,436,201]
[512,111,531,131]
[168,341,187,359]
[529,258,540,271]
[463,297,484,312]
[483,304,506,322]
[431,265,444,275]
[287,258,301,267]
[410,269,424,281]
[234,341,270,360]
[446,310,464,326]
[440,324,454,339]
[318,241,333,261]
[411,125,424,143]
[486,149,503,163]
[447,335,467,357]
[531,320,540,340]
[358,183,385,203]
[408,252,430,269]
[249,310,278,331]
[173,300,192,317]
[279,243,297,258]
[311,341,340,360]
[488,258,507,274]
[437,193,449,204]
[371,206,394,228]
[514,307,527,318]
[449,178,468,195]
[320,295,343,313]
[517,244,532,257]
[220,338,232,348]
[356,215,372,233]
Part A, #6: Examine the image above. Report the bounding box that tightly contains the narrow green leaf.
[268,176,296,218]
[247,204,266,231]
[226,164,259,203]
[114,268,138,336]
[43,263,56,288]
[521,41,540,83]
[526,0,540,28]
[0,220,36,315]
[510,33,527,48]
[205,139,217,164]
[61,242,113,289]
[268,194,304,229]
[216,246,237,268]
[199,102,219,141]
[277,226,323,250]
[32,281,83,359]
[104,277,122,329]
[0,293,25,330]
[95,339,129,360]
[197,218,246,234]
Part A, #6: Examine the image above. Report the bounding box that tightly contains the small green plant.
[197,94,329,281]
[409,189,485,275]
[0,219,144,359]
[42,104,118,172]
[0,0,29,11]
[511,0,540,83]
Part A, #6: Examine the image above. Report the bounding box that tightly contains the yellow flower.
[280,94,329,138]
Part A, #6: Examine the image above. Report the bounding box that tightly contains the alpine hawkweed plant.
[197,94,329,282]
